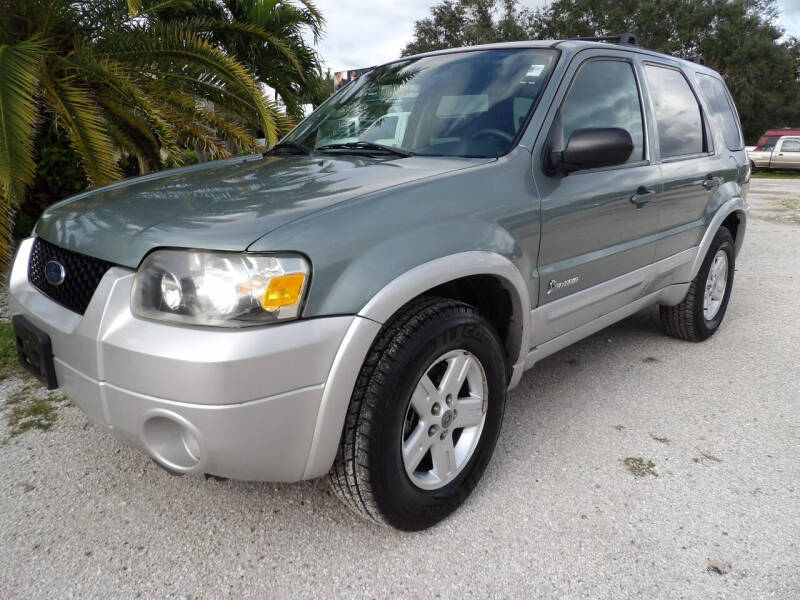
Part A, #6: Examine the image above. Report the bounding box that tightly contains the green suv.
[9,37,748,530]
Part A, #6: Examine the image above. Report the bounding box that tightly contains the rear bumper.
[8,238,362,481]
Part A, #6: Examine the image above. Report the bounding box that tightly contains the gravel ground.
[1,179,798,599]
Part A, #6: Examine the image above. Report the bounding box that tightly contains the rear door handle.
[630,186,656,208]
[701,174,722,189]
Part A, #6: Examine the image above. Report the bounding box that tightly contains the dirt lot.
[1,179,798,599]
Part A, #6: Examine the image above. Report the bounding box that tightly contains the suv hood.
[35,153,490,268]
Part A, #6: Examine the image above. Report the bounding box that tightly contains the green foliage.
[751,170,800,178]
[14,121,88,239]
[302,68,335,109]
[0,0,325,266]
[404,0,800,144]
[0,321,23,381]
[0,38,44,264]
[6,388,66,436]
[162,1,327,120]
[164,149,201,169]
[402,0,535,56]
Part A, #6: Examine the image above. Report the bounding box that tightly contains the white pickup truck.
[747,135,800,170]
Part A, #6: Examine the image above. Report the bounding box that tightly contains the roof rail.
[571,32,638,46]
[684,55,707,66]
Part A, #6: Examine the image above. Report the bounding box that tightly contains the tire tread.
[328,296,477,526]
[660,226,734,342]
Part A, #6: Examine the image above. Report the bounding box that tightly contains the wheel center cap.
[440,409,454,429]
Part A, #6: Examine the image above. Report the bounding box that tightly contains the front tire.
[660,226,735,341]
[329,297,507,530]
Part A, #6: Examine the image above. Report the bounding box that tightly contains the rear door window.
[558,59,646,164]
[645,64,705,158]
[695,73,744,151]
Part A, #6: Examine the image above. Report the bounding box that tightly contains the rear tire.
[660,226,735,342]
[328,297,507,530]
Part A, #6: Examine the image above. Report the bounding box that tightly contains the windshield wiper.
[264,141,313,156]
[316,141,415,157]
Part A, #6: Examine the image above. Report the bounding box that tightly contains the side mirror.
[546,127,634,176]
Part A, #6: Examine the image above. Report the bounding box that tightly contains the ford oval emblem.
[44,260,66,286]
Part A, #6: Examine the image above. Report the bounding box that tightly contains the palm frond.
[246,0,325,40]
[196,105,259,152]
[0,37,43,266]
[137,0,195,15]
[294,0,324,28]
[158,100,231,160]
[99,28,279,144]
[95,93,163,167]
[40,71,121,186]
[126,0,144,16]
[0,39,43,205]
[151,18,304,77]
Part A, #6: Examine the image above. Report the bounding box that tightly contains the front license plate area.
[12,315,58,389]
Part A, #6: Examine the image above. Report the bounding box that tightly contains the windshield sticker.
[526,64,546,77]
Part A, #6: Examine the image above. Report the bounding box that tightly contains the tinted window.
[696,73,743,150]
[763,137,780,150]
[757,137,780,151]
[782,139,800,152]
[559,60,645,163]
[645,65,704,158]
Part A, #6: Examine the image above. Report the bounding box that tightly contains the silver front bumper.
[8,238,364,481]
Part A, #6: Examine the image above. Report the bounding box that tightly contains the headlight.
[131,249,310,327]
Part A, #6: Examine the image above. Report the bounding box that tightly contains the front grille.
[28,237,115,315]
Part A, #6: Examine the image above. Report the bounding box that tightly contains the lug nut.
[440,431,448,440]
[445,394,453,406]
[431,402,442,416]
[428,425,438,437]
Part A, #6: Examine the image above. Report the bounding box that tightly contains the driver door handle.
[630,186,656,208]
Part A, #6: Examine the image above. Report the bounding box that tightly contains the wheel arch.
[689,198,747,280]
[358,251,531,371]
[301,251,531,480]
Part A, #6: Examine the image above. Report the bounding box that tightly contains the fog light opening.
[181,426,201,462]
[142,413,203,472]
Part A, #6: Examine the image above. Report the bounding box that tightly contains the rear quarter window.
[695,73,744,151]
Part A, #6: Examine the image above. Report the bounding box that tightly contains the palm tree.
[170,0,328,119]
[0,0,308,264]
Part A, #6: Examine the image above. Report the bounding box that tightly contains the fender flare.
[689,197,747,280]
[301,251,531,479]
[359,251,531,349]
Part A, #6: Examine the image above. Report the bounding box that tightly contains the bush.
[13,122,88,240]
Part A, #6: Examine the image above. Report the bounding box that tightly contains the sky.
[311,0,800,72]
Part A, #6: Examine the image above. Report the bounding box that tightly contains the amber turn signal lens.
[261,273,306,311]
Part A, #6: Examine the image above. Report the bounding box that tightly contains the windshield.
[286,49,558,158]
